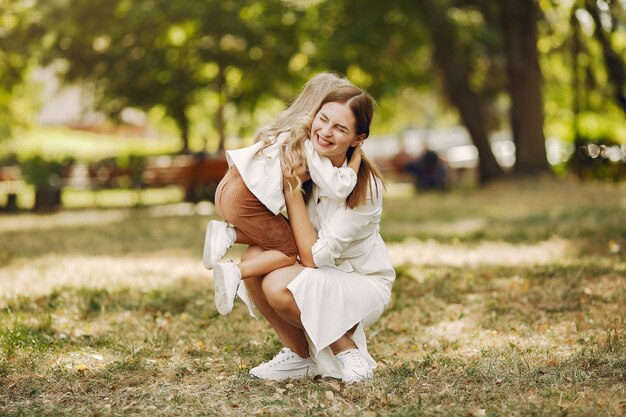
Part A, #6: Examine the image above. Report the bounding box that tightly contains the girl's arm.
[283,164,318,267]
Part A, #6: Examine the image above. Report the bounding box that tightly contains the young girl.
[204,73,363,316]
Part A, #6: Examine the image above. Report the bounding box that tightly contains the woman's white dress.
[239,175,395,378]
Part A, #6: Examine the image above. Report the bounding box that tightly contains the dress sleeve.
[304,139,357,201]
[310,186,382,268]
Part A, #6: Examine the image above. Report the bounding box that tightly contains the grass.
[0,178,625,416]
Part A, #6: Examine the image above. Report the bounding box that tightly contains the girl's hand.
[282,157,310,191]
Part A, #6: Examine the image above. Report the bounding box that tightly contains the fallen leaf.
[325,381,341,392]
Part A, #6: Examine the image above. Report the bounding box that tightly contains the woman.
[238,85,395,383]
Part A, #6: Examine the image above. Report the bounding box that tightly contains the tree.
[500,0,551,175]
[416,0,504,182]
[43,0,301,152]
[583,0,626,116]
[305,0,505,183]
[542,0,626,147]
[0,0,46,140]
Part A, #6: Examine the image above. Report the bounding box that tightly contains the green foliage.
[42,0,302,150]
[2,0,625,181]
[540,0,626,146]
[0,0,47,140]
[18,154,74,187]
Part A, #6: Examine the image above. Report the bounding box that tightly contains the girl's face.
[310,101,365,167]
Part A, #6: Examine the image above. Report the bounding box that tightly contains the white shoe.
[335,348,373,383]
[203,220,234,270]
[213,261,241,315]
[249,347,319,380]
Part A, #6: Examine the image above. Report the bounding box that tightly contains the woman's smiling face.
[310,101,365,167]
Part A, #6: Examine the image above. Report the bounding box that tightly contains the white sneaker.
[213,261,242,315]
[203,220,234,270]
[335,348,373,383]
[249,347,319,380]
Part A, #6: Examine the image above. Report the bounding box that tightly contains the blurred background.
[1,0,625,211]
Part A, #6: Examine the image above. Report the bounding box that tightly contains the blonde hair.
[255,73,351,191]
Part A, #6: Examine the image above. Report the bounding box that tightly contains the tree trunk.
[33,186,62,212]
[216,63,226,152]
[584,0,626,115]
[418,0,503,183]
[570,8,581,141]
[175,107,190,154]
[501,0,551,176]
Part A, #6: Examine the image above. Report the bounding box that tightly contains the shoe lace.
[265,348,295,368]
[338,349,365,369]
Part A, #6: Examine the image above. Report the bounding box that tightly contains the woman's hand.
[347,144,363,175]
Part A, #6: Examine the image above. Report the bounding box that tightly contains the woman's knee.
[262,272,294,313]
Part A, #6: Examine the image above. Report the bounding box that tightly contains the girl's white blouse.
[226,133,357,215]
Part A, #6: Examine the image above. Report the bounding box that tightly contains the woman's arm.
[309,191,381,267]
[285,166,382,269]
[283,162,318,267]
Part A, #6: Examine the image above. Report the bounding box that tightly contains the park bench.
[0,153,229,211]
[141,153,229,202]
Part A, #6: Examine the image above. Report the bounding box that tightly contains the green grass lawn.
[0,179,624,416]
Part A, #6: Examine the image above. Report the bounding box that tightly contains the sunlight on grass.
[63,188,185,209]
[387,238,571,267]
[147,201,216,218]
[0,255,209,299]
[51,350,114,373]
[0,209,128,233]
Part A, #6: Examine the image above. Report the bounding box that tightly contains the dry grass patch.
[0,179,625,416]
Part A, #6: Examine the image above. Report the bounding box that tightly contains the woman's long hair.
[302,85,386,209]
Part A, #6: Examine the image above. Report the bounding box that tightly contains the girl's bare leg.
[238,251,296,279]
[230,228,296,278]
[232,227,255,245]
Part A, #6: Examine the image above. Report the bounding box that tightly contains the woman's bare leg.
[329,335,357,354]
[262,266,358,355]
[261,265,307,328]
[242,246,309,357]
[243,254,359,358]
